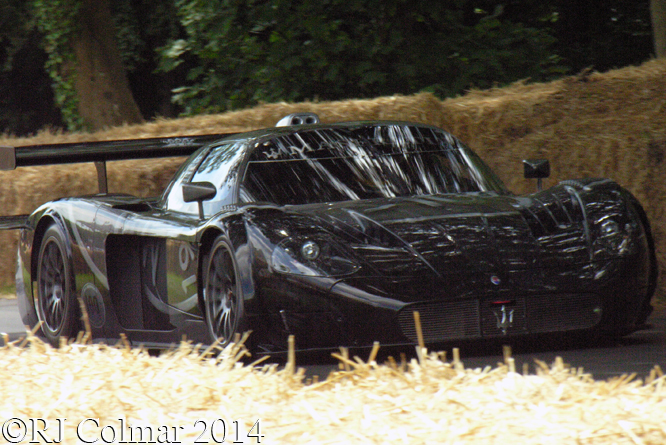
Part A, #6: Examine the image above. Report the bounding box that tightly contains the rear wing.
[0,133,230,229]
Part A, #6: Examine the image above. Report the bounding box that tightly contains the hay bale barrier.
[2,60,666,297]
[1,335,665,444]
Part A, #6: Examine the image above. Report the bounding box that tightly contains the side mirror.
[523,159,550,192]
[182,181,217,219]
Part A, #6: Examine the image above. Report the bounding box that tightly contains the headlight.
[597,218,631,255]
[271,236,360,277]
[300,241,321,261]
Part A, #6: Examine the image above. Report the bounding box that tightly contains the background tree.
[652,0,666,57]
[32,0,143,130]
[0,0,63,134]
[72,0,144,129]
[550,0,653,70]
[25,0,184,132]
[483,0,653,70]
[110,0,187,119]
[159,0,563,115]
[0,0,659,135]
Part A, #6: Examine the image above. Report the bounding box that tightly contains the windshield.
[241,125,507,206]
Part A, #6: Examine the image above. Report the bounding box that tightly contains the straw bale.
[1,59,666,298]
[1,335,665,444]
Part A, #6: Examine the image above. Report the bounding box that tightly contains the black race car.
[0,113,657,352]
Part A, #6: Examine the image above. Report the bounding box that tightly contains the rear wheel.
[203,236,246,347]
[35,224,79,346]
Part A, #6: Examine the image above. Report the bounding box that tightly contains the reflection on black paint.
[14,121,655,350]
[243,125,508,206]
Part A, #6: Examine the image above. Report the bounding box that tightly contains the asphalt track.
[1,298,665,380]
[0,299,26,339]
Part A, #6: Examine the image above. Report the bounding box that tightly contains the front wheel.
[203,236,246,347]
[35,223,79,346]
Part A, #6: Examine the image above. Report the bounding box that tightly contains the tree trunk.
[71,0,143,130]
[651,0,666,57]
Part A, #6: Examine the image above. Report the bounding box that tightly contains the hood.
[291,189,590,277]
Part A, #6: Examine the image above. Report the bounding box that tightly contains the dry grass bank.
[1,334,665,444]
[1,59,665,296]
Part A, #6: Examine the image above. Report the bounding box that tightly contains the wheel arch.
[32,215,81,345]
[622,191,658,326]
[196,227,224,315]
[31,213,70,284]
[625,193,657,275]
[196,216,256,321]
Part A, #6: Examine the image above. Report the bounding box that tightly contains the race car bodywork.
[0,116,657,351]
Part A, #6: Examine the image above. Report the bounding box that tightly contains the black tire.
[35,223,79,346]
[203,235,246,347]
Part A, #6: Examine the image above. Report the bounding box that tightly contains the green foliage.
[0,1,63,135]
[32,0,83,130]
[111,0,183,71]
[552,0,653,71]
[0,1,32,71]
[110,0,189,119]
[0,0,656,135]
[111,0,145,72]
[159,0,562,115]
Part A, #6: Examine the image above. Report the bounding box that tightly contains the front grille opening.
[398,300,481,343]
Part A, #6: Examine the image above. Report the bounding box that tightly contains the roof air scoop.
[276,113,320,127]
